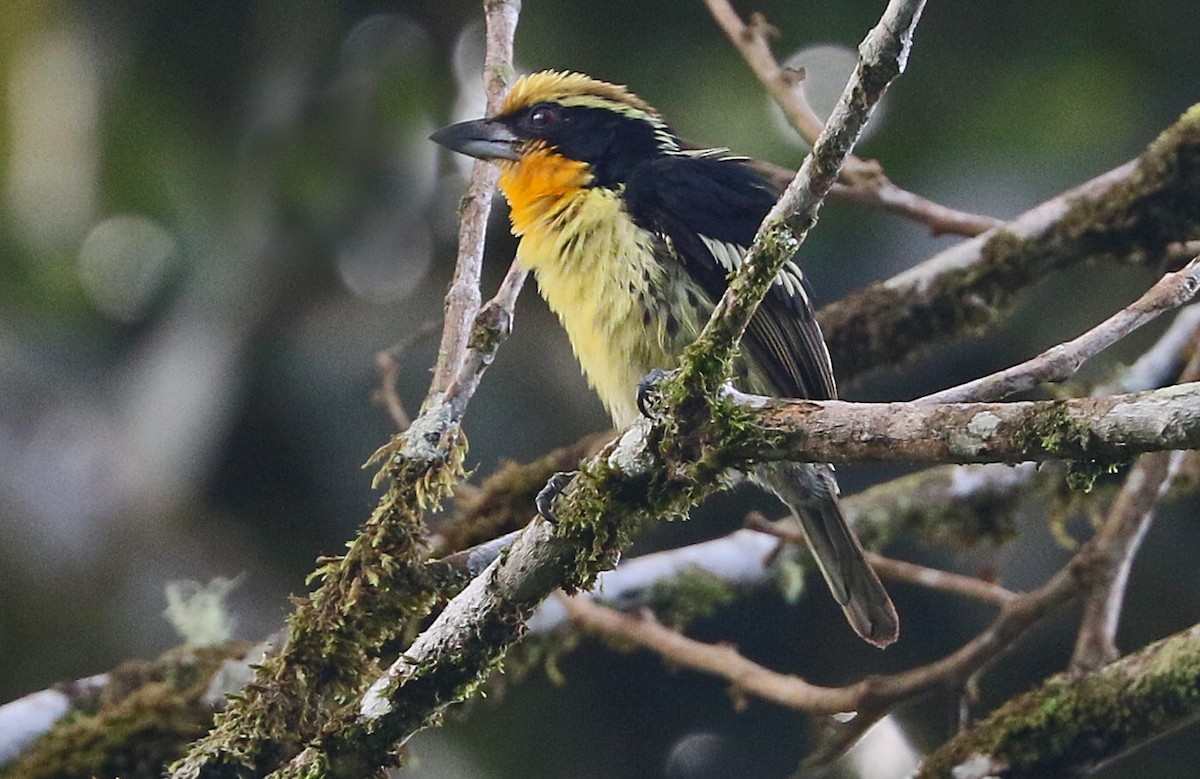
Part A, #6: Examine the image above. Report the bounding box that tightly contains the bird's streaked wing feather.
[624,155,837,400]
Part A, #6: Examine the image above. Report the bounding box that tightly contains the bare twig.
[702,2,824,141]
[920,255,1200,404]
[563,545,1084,742]
[829,177,1003,238]
[1111,303,1200,394]
[562,595,864,713]
[867,553,1017,608]
[1068,451,1180,673]
[705,0,1000,238]
[373,319,441,429]
[694,0,926,377]
[744,512,1016,607]
[428,3,520,395]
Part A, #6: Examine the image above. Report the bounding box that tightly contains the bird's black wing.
[624,154,837,400]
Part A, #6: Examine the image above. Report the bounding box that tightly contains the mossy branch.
[820,103,1200,385]
[917,622,1200,779]
[166,1,523,776]
[737,381,1200,464]
[261,5,928,775]
[683,0,926,390]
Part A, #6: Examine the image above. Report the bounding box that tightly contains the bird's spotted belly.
[510,190,703,427]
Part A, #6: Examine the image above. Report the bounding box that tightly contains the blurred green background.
[1,1,1198,777]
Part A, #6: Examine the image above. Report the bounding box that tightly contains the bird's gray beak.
[430,118,521,161]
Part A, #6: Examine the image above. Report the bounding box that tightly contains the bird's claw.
[636,368,673,419]
[536,470,578,524]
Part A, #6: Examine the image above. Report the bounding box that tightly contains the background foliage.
[1,1,1198,776]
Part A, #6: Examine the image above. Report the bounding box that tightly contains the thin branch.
[428,3,520,395]
[830,177,1003,238]
[562,545,1085,735]
[866,553,1017,608]
[920,255,1200,404]
[562,595,863,714]
[744,512,1016,608]
[1110,301,1200,395]
[1068,451,1179,673]
[373,319,441,429]
[692,0,926,381]
[702,2,824,141]
[705,0,1001,238]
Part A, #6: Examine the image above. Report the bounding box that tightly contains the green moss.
[847,466,1025,551]
[1008,402,1092,458]
[820,103,1200,386]
[918,628,1200,778]
[1064,458,1127,493]
[3,645,246,779]
[172,431,469,777]
[648,567,738,629]
[438,432,610,553]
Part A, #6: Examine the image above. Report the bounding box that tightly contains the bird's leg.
[536,470,579,524]
[636,368,673,419]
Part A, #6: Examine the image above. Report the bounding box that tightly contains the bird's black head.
[430,70,680,189]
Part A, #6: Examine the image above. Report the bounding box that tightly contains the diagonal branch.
[269,5,928,776]
[819,105,1200,385]
[688,0,926,386]
[920,255,1200,404]
[704,0,999,237]
[1068,450,1181,673]
[918,621,1200,779]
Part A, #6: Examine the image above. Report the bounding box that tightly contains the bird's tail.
[754,462,899,647]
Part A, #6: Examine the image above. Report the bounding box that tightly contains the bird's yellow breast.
[499,148,681,427]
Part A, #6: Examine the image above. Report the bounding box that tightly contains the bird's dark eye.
[528,104,559,130]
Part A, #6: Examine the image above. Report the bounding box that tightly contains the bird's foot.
[636,368,674,419]
[536,470,579,524]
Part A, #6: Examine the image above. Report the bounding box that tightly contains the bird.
[431,70,898,647]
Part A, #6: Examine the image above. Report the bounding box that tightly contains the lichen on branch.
[821,103,1200,384]
[917,622,1200,779]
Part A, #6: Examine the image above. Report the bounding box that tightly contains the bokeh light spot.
[771,43,887,147]
[336,215,432,303]
[6,24,100,249]
[664,731,735,779]
[78,215,178,322]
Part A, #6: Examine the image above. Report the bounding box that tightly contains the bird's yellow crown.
[501,71,660,123]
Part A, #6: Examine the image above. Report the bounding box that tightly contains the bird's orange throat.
[498,144,594,238]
